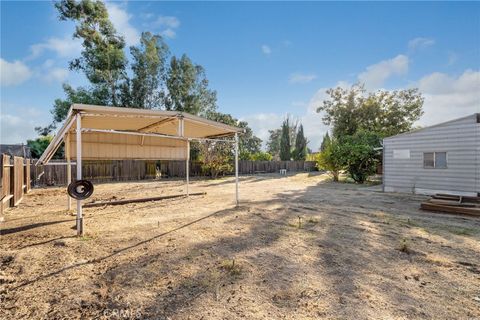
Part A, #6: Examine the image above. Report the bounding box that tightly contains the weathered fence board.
[31,160,317,187]
[1,154,31,212]
[1,154,12,213]
[24,159,31,193]
[12,157,24,206]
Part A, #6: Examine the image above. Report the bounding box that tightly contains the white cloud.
[241,85,343,151]
[106,2,140,46]
[29,36,82,60]
[240,113,283,147]
[408,37,435,51]
[0,58,32,86]
[156,16,180,29]
[161,28,177,39]
[300,82,352,149]
[242,67,479,151]
[144,15,181,39]
[289,73,317,84]
[42,67,69,83]
[0,105,45,144]
[261,45,271,55]
[417,69,480,125]
[358,54,409,89]
[291,101,306,108]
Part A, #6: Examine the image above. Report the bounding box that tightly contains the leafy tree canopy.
[250,151,273,161]
[320,132,331,152]
[205,111,262,160]
[337,131,381,183]
[27,135,64,159]
[55,0,127,106]
[316,137,343,182]
[267,116,300,160]
[292,124,307,161]
[164,55,217,117]
[121,32,169,109]
[40,0,220,136]
[317,84,424,138]
[266,129,281,159]
[279,118,291,161]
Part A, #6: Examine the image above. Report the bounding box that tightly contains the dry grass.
[1,173,479,319]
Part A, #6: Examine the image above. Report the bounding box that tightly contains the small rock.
[53,240,66,247]
[1,255,14,266]
[413,274,420,281]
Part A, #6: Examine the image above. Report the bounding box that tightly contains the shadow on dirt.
[4,178,479,319]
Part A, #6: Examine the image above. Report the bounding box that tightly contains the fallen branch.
[83,192,206,208]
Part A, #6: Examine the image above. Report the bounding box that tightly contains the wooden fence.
[1,154,31,213]
[238,160,316,174]
[31,159,317,187]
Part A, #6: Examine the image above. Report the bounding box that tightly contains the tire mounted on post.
[67,180,94,200]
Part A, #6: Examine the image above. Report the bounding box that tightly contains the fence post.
[24,158,31,193]
[10,156,24,206]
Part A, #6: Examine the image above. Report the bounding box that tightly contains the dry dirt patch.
[1,173,479,319]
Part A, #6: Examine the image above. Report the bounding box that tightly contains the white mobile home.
[383,113,480,196]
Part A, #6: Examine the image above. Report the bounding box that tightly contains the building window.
[424,152,447,169]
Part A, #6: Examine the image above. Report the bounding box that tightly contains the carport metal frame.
[41,108,240,237]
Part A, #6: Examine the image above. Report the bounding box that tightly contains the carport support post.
[76,114,83,236]
[186,140,190,196]
[66,132,72,211]
[235,133,239,206]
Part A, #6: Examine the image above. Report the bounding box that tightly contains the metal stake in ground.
[76,113,83,236]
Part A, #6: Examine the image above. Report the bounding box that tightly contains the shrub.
[337,131,380,183]
[199,141,233,178]
[251,151,273,161]
[316,139,343,182]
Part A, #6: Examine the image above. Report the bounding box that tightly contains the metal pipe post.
[235,133,239,206]
[76,114,83,236]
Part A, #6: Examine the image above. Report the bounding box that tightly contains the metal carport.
[37,104,243,236]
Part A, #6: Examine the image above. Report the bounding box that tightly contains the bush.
[337,131,380,183]
[27,135,64,159]
[199,141,233,178]
[316,139,343,182]
[251,151,273,161]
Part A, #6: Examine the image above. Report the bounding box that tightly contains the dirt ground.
[1,173,479,320]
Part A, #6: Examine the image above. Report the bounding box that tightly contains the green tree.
[279,118,291,161]
[293,124,307,160]
[123,32,169,108]
[317,84,424,138]
[55,0,128,107]
[337,131,381,183]
[266,129,281,159]
[205,111,261,160]
[316,138,343,182]
[164,54,217,116]
[320,132,331,152]
[267,117,298,160]
[251,152,273,161]
[37,0,225,141]
[53,84,107,123]
[27,136,64,159]
[198,141,233,178]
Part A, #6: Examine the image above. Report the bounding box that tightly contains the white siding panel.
[384,114,479,195]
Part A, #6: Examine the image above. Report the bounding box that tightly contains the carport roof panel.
[70,104,242,138]
[37,104,242,165]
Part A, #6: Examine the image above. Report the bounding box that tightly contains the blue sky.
[1,1,479,149]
